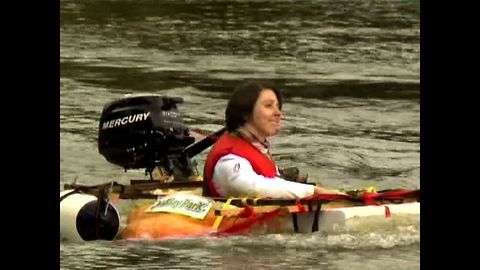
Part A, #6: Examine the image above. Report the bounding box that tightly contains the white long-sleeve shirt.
[211,154,315,199]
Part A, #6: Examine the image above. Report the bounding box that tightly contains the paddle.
[64,181,419,207]
[184,127,226,158]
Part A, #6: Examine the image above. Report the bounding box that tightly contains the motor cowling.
[98,94,195,175]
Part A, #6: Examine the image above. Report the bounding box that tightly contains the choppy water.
[60,0,420,269]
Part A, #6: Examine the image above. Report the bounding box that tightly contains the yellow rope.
[241,197,261,206]
[241,197,248,205]
[212,198,233,230]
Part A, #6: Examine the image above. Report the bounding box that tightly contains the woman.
[203,80,340,199]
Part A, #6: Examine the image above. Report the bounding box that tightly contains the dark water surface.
[60,0,419,269]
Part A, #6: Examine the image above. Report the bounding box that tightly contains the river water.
[60,0,420,269]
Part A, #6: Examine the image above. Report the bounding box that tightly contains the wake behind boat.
[60,94,420,242]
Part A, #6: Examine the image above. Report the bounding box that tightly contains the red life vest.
[203,132,278,197]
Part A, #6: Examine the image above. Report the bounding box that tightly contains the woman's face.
[248,89,282,139]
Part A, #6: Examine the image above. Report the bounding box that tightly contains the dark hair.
[225,80,282,132]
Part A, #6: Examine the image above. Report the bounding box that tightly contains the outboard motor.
[98,94,196,179]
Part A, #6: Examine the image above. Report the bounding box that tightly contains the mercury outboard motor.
[98,94,196,178]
